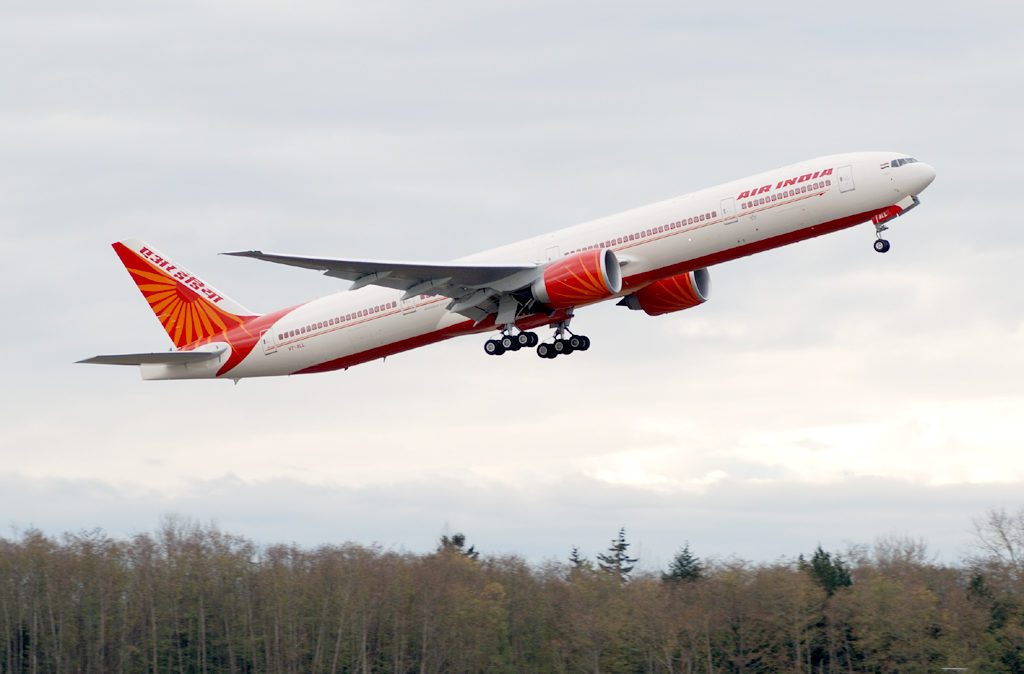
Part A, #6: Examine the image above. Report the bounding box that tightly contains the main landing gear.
[536,319,591,359]
[484,329,538,356]
[483,320,591,359]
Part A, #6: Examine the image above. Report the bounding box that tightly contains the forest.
[1,511,1022,674]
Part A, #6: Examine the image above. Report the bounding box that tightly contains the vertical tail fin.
[112,239,258,348]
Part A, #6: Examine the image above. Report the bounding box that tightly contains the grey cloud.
[0,472,1013,567]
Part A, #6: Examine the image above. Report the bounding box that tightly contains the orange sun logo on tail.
[112,241,257,349]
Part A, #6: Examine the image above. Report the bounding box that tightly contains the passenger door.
[837,165,855,193]
[260,330,277,355]
[720,197,738,224]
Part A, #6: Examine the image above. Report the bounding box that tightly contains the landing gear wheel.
[569,335,583,351]
[553,338,573,355]
[537,342,555,359]
[873,239,891,253]
[578,336,591,351]
[516,332,532,348]
[484,339,505,356]
[500,335,519,351]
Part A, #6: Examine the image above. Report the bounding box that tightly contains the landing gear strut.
[874,221,891,254]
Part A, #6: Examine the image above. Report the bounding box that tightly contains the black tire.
[537,343,554,359]
[528,332,539,347]
[874,239,890,253]
[484,339,505,356]
[501,336,516,350]
[555,339,573,354]
[579,336,591,351]
[516,332,531,347]
[569,335,583,350]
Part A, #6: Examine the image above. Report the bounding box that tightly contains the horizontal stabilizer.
[77,348,226,366]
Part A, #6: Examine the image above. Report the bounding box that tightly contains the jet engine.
[620,268,711,316]
[532,248,622,309]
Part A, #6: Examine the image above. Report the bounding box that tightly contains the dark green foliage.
[662,543,702,583]
[596,527,638,582]
[799,545,853,595]
[437,531,479,560]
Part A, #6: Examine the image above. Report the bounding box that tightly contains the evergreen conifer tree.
[597,527,638,582]
[662,543,702,583]
[798,545,852,595]
[569,545,591,569]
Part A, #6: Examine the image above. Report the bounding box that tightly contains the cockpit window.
[890,157,919,168]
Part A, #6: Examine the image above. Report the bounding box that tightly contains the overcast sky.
[1,0,1022,568]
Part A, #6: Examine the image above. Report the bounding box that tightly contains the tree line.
[0,510,1022,673]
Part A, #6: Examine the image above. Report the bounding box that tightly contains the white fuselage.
[143,151,935,380]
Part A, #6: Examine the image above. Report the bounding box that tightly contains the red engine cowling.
[628,268,711,316]
[532,248,622,309]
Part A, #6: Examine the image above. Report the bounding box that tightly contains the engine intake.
[532,249,622,309]
[623,268,711,316]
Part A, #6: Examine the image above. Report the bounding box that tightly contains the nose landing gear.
[873,218,891,253]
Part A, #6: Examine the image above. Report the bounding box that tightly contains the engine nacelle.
[532,248,622,309]
[623,268,711,316]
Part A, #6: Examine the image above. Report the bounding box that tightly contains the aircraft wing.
[223,250,544,321]
[77,348,226,366]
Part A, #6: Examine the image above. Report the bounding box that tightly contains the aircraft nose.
[904,162,937,195]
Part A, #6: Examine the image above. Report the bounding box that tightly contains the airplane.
[78,151,936,381]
